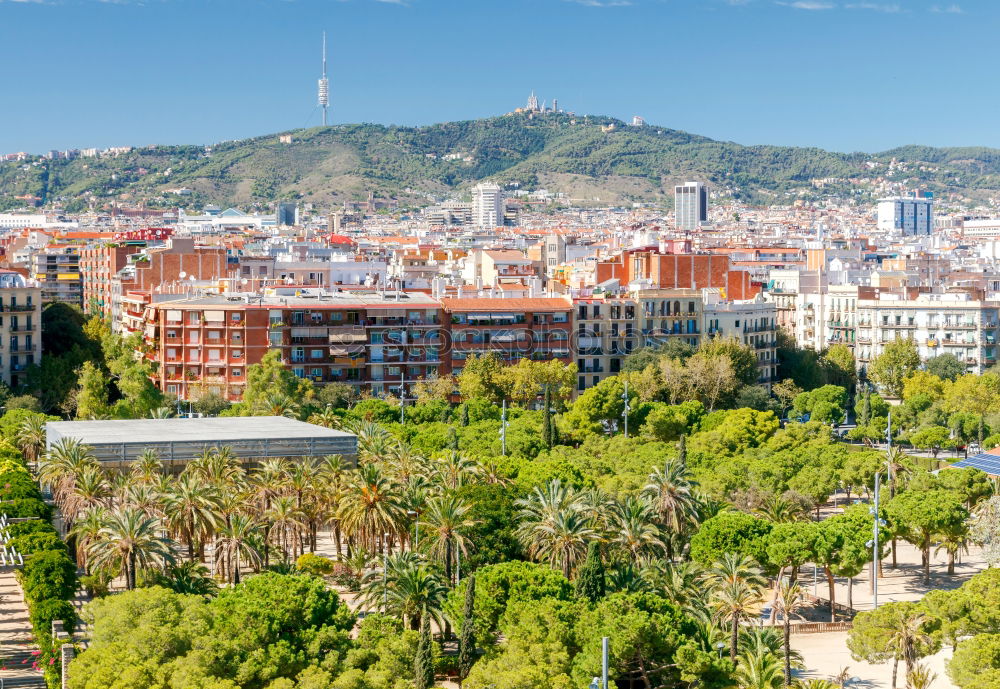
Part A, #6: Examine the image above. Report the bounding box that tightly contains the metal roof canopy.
[45,417,357,465]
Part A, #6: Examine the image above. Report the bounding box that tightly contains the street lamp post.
[622,381,631,438]
[499,400,509,456]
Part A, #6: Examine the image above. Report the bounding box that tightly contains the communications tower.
[318,32,330,126]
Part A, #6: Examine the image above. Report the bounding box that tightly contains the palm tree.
[435,451,479,492]
[906,663,936,689]
[163,472,220,561]
[419,494,477,585]
[267,496,305,562]
[755,494,806,524]
[308,405,343,429]
[148,406,175,419]
[735,647,785,689]
[935,522,970,575]
[69,506,107,573]
[337,463,405,551]
[886,607,933,689]
[15,415,47,466]
[87,507,175,590]
[153,561,218,595]
[39,437,99,512]
[523,506,596,579]
[773,582,806,687]
[794,682,838,689]
[256,392,300,418]
[708,554,767,662]
[642,457,698,550]
[215,514,263,584]
[642,559,708,619]
[607,496,666,564]
[131,449,163,484]
[385,560,449,630]
[348,420,398,464]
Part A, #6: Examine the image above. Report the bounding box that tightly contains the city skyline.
[0,0,994,154]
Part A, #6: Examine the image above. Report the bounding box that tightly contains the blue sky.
[0,0,990,153]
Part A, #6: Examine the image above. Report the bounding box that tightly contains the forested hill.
[4,113,1000,211]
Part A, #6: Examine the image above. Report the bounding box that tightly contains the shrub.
[21,550,77,602]
[296,553,337,577]
[10,531,65,558]
[28,598,77,646]
[3,499,52,520]
[8,520,58,539]
[78,573,110,599]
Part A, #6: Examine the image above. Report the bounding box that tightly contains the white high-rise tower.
[318,32,330,126]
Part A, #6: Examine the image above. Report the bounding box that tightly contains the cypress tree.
[460,403,469,427]
[449,426,459,451]
[542,384,553,450]
[575,541,606,603]
[414,612,435,689]
[860,387,871,426]
[677,434,687,465]
[457,575,476,685]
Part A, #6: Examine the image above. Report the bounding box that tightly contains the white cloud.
[930,3,964,13]
[776,1,835,9]
[845,2,902,11]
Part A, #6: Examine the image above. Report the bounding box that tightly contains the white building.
[0,214,76,230]
[877,196,934,236]
[674,182,707,231]
[856,291,999,374]
[471,182,505,229]
[702,291,779,389]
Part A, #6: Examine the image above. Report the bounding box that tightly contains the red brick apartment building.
[139,291,574,402]
[596,248,759,300]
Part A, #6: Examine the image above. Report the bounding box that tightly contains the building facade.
[471,182,505,229]
[0,272,41,389]
[31,245,82,305]
[674,181,707,231]
[877,196,934,236]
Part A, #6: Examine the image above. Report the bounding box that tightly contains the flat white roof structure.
[45,417,357,465]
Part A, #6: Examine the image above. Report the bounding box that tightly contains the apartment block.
[0,272,41,389]
[31,246,82,305]
[81,242,145,317]
[596,248,759,300]
[142,291,446,402]
[442,297,573,377]
[702,296,778,388]
[856,290,999,374]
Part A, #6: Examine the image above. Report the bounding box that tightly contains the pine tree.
[542,384,553,450]
[414,612,435,689]
[575,542,606,603]
[677,433,687,465]
[457,575,476,685]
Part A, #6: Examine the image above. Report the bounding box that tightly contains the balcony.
[329,326,366,344]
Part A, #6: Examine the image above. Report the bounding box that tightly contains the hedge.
[3,498,52,521]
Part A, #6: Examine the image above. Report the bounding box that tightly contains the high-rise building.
[674,181,707,230]
[877,194,934,236]
[471,182,504,229]
[277,202,299,227]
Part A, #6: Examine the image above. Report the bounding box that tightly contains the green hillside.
[4,113,1000,211]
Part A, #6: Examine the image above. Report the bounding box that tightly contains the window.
[231,312,242,322]
[166,347,177,359]
[208,350,221,361]
[553,313,568,323]
[311,368,323,378]
[232,369,242,377]
[388,366,400,376]
[311,349,324,359]
[232,349,243,359]
[208,330,221,340]
[292,368,305,378]
[292,347,305,363]
[735,320,740,328]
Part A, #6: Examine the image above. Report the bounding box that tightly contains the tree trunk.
[783,620,792,687]
[847,576,853,611]
[892,538,897,568]
[948,548,956,575]
[826,567,836,622]
[127,551,136,591]
[234,551,241,585]
[891,657,898,689]
[923,538,931,584]
[730,615,739,662]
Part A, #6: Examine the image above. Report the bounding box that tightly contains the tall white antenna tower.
[318,31,330,126]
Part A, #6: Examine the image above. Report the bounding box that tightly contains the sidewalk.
[0,567,46,687]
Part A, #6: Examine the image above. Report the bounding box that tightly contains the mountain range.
[4,112,1000,212]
